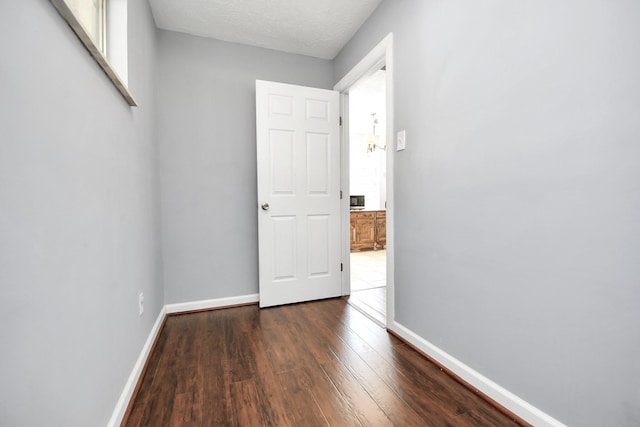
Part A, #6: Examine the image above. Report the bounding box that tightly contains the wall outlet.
[138,292,144,316]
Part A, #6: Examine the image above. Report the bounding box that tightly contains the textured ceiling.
[148,0,383,59]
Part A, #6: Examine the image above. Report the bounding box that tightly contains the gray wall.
[3,1,638,425]
[0,1,162,426]
[335,1,640,426]
[157,31,334,304]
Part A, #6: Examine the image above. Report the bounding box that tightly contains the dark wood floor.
[124,298,523,426]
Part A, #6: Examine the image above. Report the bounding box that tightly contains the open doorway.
[346,69,387,325]
[336,33,394,327]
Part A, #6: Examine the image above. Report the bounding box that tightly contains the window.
[63,0,106,54]
[50,0,136,106]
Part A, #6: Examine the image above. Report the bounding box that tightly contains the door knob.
[261,203,270,211]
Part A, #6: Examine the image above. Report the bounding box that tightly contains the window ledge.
[50,0,137,106]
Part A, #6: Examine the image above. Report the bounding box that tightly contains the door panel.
[270,130,295,194]
[307,133,330,193]
[256,80,341,308]
[272,216,296,280]
[308,215,330,277]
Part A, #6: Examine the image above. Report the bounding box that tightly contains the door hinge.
[340,190,343,199]
[341,263,343,272]
[339,116,343,126]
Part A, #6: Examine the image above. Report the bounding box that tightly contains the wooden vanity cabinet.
[375,210,386,247]
[350,210,386,250]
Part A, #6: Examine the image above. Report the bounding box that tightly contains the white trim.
[50,0,136,106]
[165,293,259,314]
[339,93,351,297]
[107,306,167,427]
[334,33,393,92]
[109,293,564,427]
[389,321,568,427]
[108,294,259,425]
[334,33,395,325]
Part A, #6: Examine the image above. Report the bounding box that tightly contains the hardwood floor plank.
[168,393,193,427]
[453,407,526,427]
[126,316,181,425]
[305,299,509,426]
[276,305,369,426]
[390,341,520,424]
[282,302,395,425]
[305,299,519,426]
[327,298,405,353]
[223,309,258,384]
[319,357,395,426]
[277,368,330,426]
[124,299,525,427]
[256,307,305,374]
[244,319,296,426]
[200,312,233,426]
[297,362,365,426]
[200,358,232,426]
[300,300,457,426]
[318,335,432,426]
[361,348,460,426]
[230,379,265,427]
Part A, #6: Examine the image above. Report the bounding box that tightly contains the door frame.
[334,33,395,326]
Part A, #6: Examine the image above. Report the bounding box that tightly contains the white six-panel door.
[256,80,341,308]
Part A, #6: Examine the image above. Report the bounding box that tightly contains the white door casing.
[334,33,394,326]
[256,80,341,308]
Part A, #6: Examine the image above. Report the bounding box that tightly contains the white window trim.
[50,0,137,106]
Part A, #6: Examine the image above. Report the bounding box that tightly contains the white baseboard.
[389,321,567,427]
[165,293,259,314]
[111,296,557,427]
[107,306,167,427]
[108,293,259,426]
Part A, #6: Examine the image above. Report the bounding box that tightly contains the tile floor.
[347,249,386,325]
